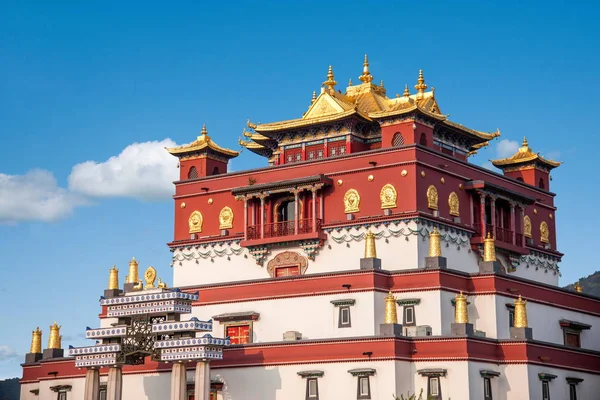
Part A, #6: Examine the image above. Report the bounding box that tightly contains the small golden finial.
[403,84,410,97]
[358,54,374,83]
[322,65,337,92]
[415,69,428,94]
[384,291,398,324]
[483,232,496,262]
[429,227,442,257]
[108,265,119,290]
[48,322,61,349]
[348,78,353,86]
[364,230,377,258]
[144,266,157,289]
[574,281,583,293]
[311,91,317,103]
[127,257,139,286]
[522,136,529,149]
[201,123,208,135]
[514,295,528,328]
[30,327,42,354]
[454,292,469,323]
[157,278,167,289]
[133,280,143,290]
[380,80,384,87]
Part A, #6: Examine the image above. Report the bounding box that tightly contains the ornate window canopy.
[212,312,260,322]
[297,370,325,378]
[538,373,558,381]
[232,174,332,198]
[480,370,501,378]
[267,251,309,277]
[330,299,356,307]
[418,368,447,377]
[566,377,584,384]
[396,298,421,306]
[50,385,72,392]
[559,319,591,330]
[348,368,376,377]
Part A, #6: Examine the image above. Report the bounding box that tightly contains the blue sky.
[1,1,598,378]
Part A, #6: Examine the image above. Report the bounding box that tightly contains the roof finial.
[403,84,410,97]
[380,80,384,87]
[415,69,428,93]
[322,65,337,92]
[348,78,353,87]
[522,136,529,148]
[311,91,317,103]
[201,124,208,136]
[358,54,373,83]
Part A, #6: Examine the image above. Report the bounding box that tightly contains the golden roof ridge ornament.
[127,257,139,286]
[108,265,119,290]
[483,233,496,262]
[384,291,398,324]
[514,295,528,328]
[574,281,583,293]
[48,322,61,349]
[415,69,428,94]
[429,227,442,257]
[311,91,317,104]
[323,65,337,92]
[454,292,468,323]
[358,54,374,84]
[403,84,410,97]
[30,327,42,354]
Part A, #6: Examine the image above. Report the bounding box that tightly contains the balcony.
[472,223,527,255]
[243,218,325,246]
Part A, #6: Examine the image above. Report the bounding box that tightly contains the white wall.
[526,364,599,400]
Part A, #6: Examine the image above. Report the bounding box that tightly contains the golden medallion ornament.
[401,169,408,177]
[380,184,397,209]
[219,206,234,229]
[540,221,550,243]
[448,192,460,216]
[188,210,203,233]
[180,202,186,209]
[144,266,157,289]
[343,189,360,213]
[426,185,438,210]
[573,281,583,293]
[368,174,374,182]
[523,215,532,238]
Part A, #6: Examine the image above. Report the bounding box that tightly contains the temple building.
[20,56,600,400]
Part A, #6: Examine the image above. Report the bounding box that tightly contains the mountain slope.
[0,377,19,400]
[564,271,600,297]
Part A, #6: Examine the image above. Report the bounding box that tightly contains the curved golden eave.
[167,126,239,158]
[442,120,501,141]
[254,109,372,133]
[490,138,561,169]
[239,138,273,157]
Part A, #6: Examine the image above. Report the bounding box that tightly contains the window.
[339,146,346,154]
[212,166,220,175]
[99,388,107,400]
[307,378,319,399]
[392,132,405,147]
[508,308,515,328]
[419,133,428,146]
[484,377,492,400]
[287,155,293,163]
[542,381,550,400]
[277,199,296,222]
[188,166,199,179]
[308,151,315,160]
[516,177,524,182]
[403,306,415,326]
[295,153,302,161]
[226,324,251,344]
[428,377,440,398]
[569,384,577,400]
[564,330,581,347]
[317,149,323,158]
[275,265,300,277]
[357,376,370,399]
[539,178,545,189]
[339,306,351,328]
[58,393,67,400]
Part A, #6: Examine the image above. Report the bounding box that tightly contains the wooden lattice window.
[392,132,405,147]
[188,166,199,179]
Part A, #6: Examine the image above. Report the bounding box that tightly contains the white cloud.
[495,139,520,158]
[0,346,17,361]
[0,170,85,224]
[68,139,179,201]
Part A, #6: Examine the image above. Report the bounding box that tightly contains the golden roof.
[491,137,561,169]
[239,138,273,158]
[167,124,239,158]
[246,58,500,148]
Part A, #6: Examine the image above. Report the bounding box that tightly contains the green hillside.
[565,271,600,297]
[0,378,19,400]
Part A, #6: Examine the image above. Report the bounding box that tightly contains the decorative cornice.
[212,312,260,322]
[480,369,501,378]
[538,372,558,381]
[396,298,421,306]
[347,368,376,377]
[417,368,447,377]
[330,299,356,307]
[297,370,325,378]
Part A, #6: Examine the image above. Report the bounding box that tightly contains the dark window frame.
[542,380,550,400]
[483,377,492,400]
[563,329,581,347]
[403,305,416,326]
[357,376,371,399]
[339,306,352,328]
[569,383,577,400]
[306,378,319,400]
[57,392,67,400]
[427,376,441,399]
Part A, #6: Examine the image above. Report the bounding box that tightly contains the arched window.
[277,200,296,222]
[188,166,199,179]
[538,178,545,189]
[212,166,220,175]
[419,133,428,146]
[392,132,405,147]
[516,177,524,182]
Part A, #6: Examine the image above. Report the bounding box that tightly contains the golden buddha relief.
[219,206,234,229]
[426,185,438,210]
[380,184,397,209]
[540,221,550,243]
[448,192,460,216]
[188,210,203,233]
[344,189,360,213]
[523,215,532,238]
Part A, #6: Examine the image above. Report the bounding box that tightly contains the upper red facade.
[168,57,562,261]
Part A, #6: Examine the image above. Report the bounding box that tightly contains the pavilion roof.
[491,137,561,169]
[167,124,239,159]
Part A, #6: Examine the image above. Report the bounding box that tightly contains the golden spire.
[454,292,469,323]
[48,322,61,349]
[30,327,42,354]
[403,84,410,97]
[513,295,528,328]
[415,69,428,94]
[574,281,583,293]
[358,54,374,83]
[311,91,317,103]
[522,136,529,149]
[429,227,442,257]
[348,78,353,87]
[322,65,337,92]
[380,80,384,87]
[108,265,119,290]
[483,232,496,262]
[384,291,398,324]
[127,257,139,286]
[364,230,377,258]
